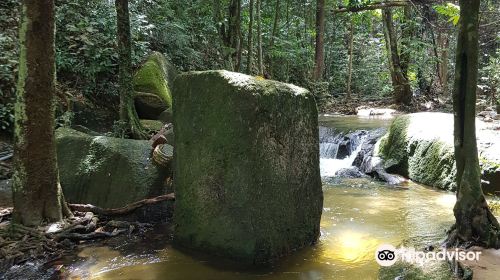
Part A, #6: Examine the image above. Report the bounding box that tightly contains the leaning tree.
[13,0,71,226]
[446,0,500,248]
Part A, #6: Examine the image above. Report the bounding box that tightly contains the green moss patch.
[172,70,323,264]
[133,52,177,108]
[377,112,499,192]
[56,127,172,209]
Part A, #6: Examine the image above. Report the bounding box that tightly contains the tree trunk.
[246,0,254,74]
[446,0,500,249]
[313,0,325,81]
[213,0,226,43]
[267,0,281,77]
[400,6,413,80]
[382,8,412,105]
[346,19,354,100]
[256,0,263,76]
[269,0,281,49]
[13,0,70,226]
[228,0,241,70]
[116,0,146,139]
[382,12,398,90]
[236,0,243,72]
[437,30,449,96]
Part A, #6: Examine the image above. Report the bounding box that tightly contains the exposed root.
[0,193,174,271]
[68,193,175,216]
[444,222,500,249]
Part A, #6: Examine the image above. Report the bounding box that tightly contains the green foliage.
[0,0,19,132]
[434,3,460,25]
[481,52,500,104]
[0,103,14,132]
[55,0,150,101]
[106,120,130,139]
[55,111,74,129]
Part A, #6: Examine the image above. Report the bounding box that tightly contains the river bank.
[1,114,499,279]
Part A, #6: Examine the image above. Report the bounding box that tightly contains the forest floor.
[459,247,500,280]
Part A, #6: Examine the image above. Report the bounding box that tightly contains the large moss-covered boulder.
[376,112,500,193]
[56,128,173,210]
[133,52,177,111]
[173,70,323,264]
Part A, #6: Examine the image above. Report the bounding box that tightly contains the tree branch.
[68,193,175,216]
[333,1,409,14]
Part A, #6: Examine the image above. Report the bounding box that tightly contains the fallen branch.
[333,1,408,13]
[54,229,126,241]
[68,193,175,216]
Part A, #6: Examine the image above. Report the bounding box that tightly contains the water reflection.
[65,179,458,280]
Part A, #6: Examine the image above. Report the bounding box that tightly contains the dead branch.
[333,1,408,14]
[68,193,175,216]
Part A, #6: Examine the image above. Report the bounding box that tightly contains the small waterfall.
[319,127,367,177]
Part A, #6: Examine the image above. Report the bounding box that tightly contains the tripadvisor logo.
[375,244,481,266]
[375,244,397,266]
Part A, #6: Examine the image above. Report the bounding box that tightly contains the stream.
[61,115,458,279]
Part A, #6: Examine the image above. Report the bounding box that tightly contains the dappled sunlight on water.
[63,116,459,279]
[65,178,457,280]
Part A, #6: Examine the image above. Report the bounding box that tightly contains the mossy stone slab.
[172,70,323,264]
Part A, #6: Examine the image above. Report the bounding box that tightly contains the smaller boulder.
[56,128,173,221]
[335,167,368,178]
[158,108,173,123]
[135,92,168,119]
[140,119,164,134]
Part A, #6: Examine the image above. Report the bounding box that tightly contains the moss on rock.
[139,119,164,134]
[172,70,323,264]
[376,112,499,192]
[56,128,172,210]
[133,52,177,108]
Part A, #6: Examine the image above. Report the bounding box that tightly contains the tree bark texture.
[447,0,500,248]
[313,0,325,81]
[246,0,254,74]
[346,18,354,100]
[13,0,68,226]
[116,0,146,139]
[256,0,263,76]
[382,8,412,105]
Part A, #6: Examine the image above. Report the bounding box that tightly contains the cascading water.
[319,127,367,177]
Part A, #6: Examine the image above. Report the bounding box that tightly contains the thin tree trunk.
[246,0,254,74]
[116,0,146,139]
[236,0,243,72]
[446,0,500,249]
[313,0,325,81]
[382,8,411,105]
[213,0,226,43]
[269,0,281,49]
[267,0,281,77]
[227,0,240,70]
[256,0,263,76]
[400,6,413,80]
[346,19,354,100]
[382,12,397,87]
[13,0,69,226]
[437,30,449,96]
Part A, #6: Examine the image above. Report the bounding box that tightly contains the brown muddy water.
[55,115,461,280]
[62,179,457,280]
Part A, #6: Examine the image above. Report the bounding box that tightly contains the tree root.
[444,222,500,249]
[68,193,175,216]
[0,193,174,271]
